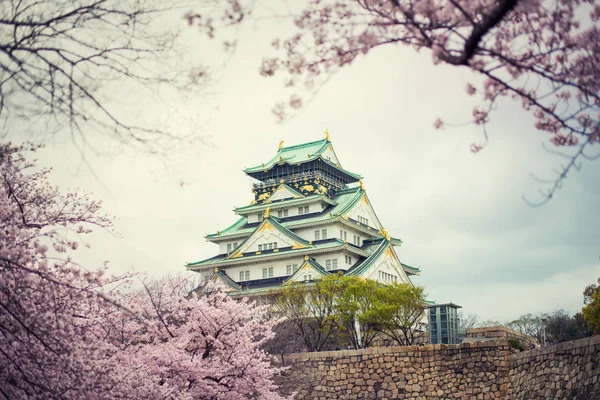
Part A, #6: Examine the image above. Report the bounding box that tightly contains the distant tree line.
[459,277,600,346]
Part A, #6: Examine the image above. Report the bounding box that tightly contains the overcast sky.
[21,4,600,323]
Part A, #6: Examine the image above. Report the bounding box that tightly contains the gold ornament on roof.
[280,179,285,184]
[214,267,218,273]
[264,207,271,218]
[217,231,221,235]
[258,192,270,201]
[324,129,331,142]
[279,140,284,150]
[359,180,365,190]
[380,228,391,241]
[304,255,309,261]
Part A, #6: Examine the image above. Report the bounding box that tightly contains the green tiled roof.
[206,217,249,239]
[207,186,367,240]
[244,139,362,180]
[345,239,388,277]
[214,270,241,290]
[401,263,421,274]
[187,239,347,268]
[234,194,334,214]
[306,257,329,275]
[283,257,330,285]
[221,215,310,260]
[264,216,312,247]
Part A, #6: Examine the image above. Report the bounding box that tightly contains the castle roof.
[244,138,362,182]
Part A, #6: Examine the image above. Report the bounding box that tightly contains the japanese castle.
[187,131,420,295]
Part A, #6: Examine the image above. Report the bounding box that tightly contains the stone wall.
[466,326,538,348]
[276,336,600,399]
[277,341,510,399]
[506,335,600,399]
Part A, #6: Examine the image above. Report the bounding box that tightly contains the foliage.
[582,277,600,333]
[192,0,600,201]
[508,338,525,351]
[372,283,427,346]
[508,309,593,345]
[274,275,426,350]
[0,142,124,399]
[112,277,286,400]
[0,0,196,151]
[273,275,343,351]
[583,277,600,305]
[507,313,545,344]
[0,144,285,399]
[333,276,382,349]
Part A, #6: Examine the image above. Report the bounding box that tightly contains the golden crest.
[258,192,270,201]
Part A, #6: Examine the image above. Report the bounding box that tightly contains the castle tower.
[186,132,420,295]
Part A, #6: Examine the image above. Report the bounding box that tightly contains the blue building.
[427,303,462,344]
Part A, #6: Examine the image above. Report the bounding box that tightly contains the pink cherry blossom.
[0,143,285,399]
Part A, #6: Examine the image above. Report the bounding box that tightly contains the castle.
[186,131,419,295]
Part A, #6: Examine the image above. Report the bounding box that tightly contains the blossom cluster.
[0,143,285,399]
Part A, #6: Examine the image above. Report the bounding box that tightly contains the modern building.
[427,303,462,344]
[186,132,420,296]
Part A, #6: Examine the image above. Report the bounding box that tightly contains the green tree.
[582,277,600,334]
[273,275,343,351]
[373,283,427,346]
[333,276,382,349]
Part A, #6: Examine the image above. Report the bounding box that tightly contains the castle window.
[298,206,309,215]
[258,213,264,222]
[345,255,352,264]
[286,264,299,275]
[321,229,327,239]
[258,244,263,251]
[314,230,320,240]
[269,267,274,277]
[298,207,303,214]
[239,270,250,281]
[325,259,338,271]
[227,243,232,253]
[278,209,288,218]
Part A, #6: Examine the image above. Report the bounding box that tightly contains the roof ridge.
[280,138,328,152]
[267,216,311,245]
[345,239,388,276]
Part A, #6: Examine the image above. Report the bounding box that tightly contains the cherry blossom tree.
[0,141,132,399]
[189,0,600,201]
[109,276,287,400]
[0,144,286,399]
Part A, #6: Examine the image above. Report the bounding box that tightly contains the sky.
[18,3,600,323]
